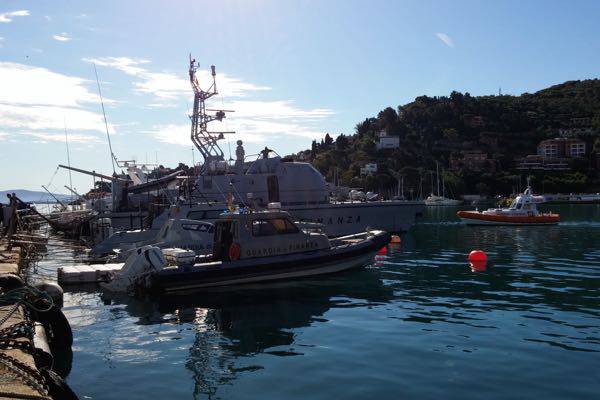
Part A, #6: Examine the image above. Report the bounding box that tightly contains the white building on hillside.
[360,163,378,175]
[376,130,400,150]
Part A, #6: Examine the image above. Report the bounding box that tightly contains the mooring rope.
[0,286,54,324]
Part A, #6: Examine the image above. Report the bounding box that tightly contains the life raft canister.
[228,243,241,260]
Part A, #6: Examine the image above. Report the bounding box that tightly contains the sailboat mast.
[442,168,445,198]
[436,161,440,196]
[430,172,434,194]
[401,175,404,198]
[93,63,117,174]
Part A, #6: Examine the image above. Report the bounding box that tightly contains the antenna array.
[188,56,235,173]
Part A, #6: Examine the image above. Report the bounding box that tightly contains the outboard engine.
[101,246,166,293]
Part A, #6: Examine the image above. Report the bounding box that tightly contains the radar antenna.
[188,55,234,173]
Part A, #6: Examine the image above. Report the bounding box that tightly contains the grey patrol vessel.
[148,57,424,236]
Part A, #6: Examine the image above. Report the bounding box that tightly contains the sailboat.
[424,162,462,206]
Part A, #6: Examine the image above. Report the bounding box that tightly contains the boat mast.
[430,172,434,195]
[436,161,440,197]
[401,175,404,198]
[93,63,118,175]
[188,55,234,173]
[442,168,445,198]
[63,118,73,200]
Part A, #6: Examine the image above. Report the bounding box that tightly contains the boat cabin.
[508,187,537,213]
[194,146,331,208]
[212,208,330,262]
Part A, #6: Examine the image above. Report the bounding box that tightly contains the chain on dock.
[0,352,50,398]
[1,218,76,400]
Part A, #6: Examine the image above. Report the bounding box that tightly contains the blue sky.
[1,0,599,192]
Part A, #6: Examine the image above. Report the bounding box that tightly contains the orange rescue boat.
[457,186,559,225]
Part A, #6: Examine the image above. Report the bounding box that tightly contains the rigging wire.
[63,117,74,199]
[93,63,118,174]
[45,167,60,189]
[39,167,61,204]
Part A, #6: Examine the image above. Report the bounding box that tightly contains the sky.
[1,0,599,192]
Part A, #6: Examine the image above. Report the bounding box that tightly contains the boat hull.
[151,201,424,237]
[424,199,462,206]
[457,211,560,225]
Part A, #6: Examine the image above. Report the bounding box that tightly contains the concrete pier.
[0,239,53,400]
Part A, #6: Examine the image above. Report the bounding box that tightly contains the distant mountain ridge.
[0,189,72,204]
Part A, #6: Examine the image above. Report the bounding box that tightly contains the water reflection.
[98,270,393,398]
[48,205,600,399]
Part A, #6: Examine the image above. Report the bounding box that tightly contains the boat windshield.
[252,218,299,236]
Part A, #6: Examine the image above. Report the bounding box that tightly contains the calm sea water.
[33,204,600,399]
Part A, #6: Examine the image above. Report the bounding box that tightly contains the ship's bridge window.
[252,218,299,236]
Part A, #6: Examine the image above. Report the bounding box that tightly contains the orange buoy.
[390,235,401,244]
[468,249,487,271]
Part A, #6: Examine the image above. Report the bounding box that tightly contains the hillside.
[0,189,72,204]
[294,79,600,197]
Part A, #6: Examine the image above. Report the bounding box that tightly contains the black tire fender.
[32,302,73,349]
[0,273,24,292]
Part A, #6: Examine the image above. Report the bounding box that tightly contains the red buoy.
[468,250,487,271]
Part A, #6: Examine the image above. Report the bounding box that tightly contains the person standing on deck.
[261,146,273,159]
[3,194,17,237]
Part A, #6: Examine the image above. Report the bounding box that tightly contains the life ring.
[228,243,241,260]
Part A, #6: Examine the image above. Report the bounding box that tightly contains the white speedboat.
[98,206,390,293]
[91,218,214,261]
